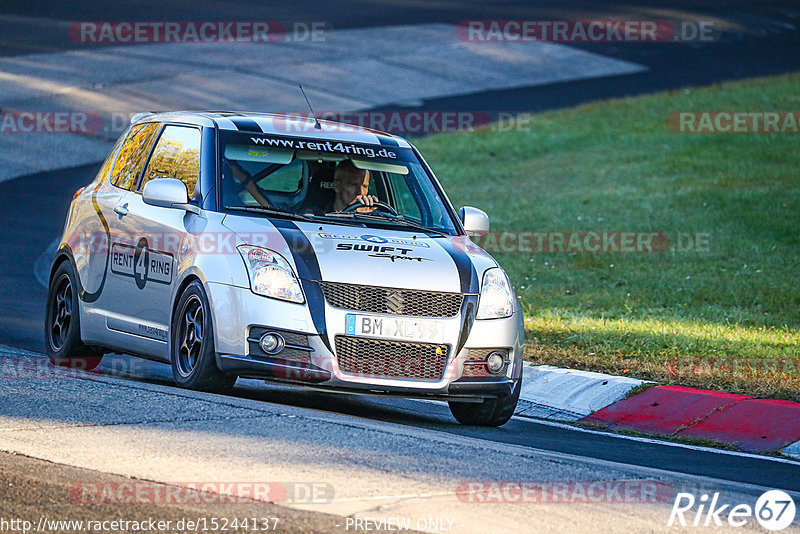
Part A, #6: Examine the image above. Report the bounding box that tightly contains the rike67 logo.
[668,490,796,530]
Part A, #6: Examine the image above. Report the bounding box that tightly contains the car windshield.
[217,130,459,235]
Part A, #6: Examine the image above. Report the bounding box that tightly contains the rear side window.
[110,123,160,190]
[141,125,202,198]
[95,134,125,184]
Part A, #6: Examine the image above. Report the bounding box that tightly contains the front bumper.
[217,353,515,399]
[207,281,524,399]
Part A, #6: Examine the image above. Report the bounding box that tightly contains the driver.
[326,159,379,213]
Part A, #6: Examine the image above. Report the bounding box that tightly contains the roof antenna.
[299,84,322,129]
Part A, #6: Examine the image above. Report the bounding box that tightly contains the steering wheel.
[342,200,399,216]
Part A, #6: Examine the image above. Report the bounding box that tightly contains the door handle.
[114,204,129,219]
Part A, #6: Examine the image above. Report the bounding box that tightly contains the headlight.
[237,245,304,303]
[476,268,514,319]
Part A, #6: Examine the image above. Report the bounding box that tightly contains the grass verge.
[416,73,800,401]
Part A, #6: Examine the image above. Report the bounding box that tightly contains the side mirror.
[142,179,199,214]
[459,206,490,237]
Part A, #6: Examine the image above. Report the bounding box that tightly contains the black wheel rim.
[49,273,73,351]
[176,295,204,377]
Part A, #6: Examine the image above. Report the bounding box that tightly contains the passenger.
[226,159,273,208]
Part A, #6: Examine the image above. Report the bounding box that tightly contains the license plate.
[345,314,444,343]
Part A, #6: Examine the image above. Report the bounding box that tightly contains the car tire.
[170,280,236,393]
[45,261,103,371]
[448,377,522,426]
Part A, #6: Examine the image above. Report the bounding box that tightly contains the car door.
[78,122,160,349]
[106,124,203,358]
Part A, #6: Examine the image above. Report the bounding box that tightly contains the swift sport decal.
[367,253,430,263]
[110,238,174,289]
[318,233,430,248]
[335,243,431,262]
[335,243,411,254]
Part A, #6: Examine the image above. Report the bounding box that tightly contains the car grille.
[319,282,463,317]
[334,336,449,380]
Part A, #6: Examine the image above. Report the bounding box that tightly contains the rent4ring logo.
[668,490,797,530]
[110,239,174,289]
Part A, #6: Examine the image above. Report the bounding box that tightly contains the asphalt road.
[2,1,800,114]
[1,2,800,532]
[0,452,356,534]
[2,0,800,352]
[1,346,799,533]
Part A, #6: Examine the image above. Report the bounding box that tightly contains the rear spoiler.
[130,112,157,124]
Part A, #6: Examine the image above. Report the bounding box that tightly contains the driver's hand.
[352,195,379,212]
[353,195,379,207]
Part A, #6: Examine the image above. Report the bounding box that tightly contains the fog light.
[259,333,285,354]
[486,352,506,374]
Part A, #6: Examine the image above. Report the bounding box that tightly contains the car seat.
[302,161,337,213]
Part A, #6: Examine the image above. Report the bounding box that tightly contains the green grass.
[415,73,800,401]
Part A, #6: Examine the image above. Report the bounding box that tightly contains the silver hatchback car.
[45,112,524,426]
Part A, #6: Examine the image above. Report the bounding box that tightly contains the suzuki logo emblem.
[385,290,404,314]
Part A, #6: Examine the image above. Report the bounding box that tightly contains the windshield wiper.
[224,206,315,223]
[321,211,450,236]
[392,217,451,237]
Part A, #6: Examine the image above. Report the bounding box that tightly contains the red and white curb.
[519,364,800,458]
[518,363,646,421]
[785,441,800,460]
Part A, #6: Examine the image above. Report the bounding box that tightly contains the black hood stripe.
[432,235,480,295]
[270,219,331,352]
[433,235,481,355]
